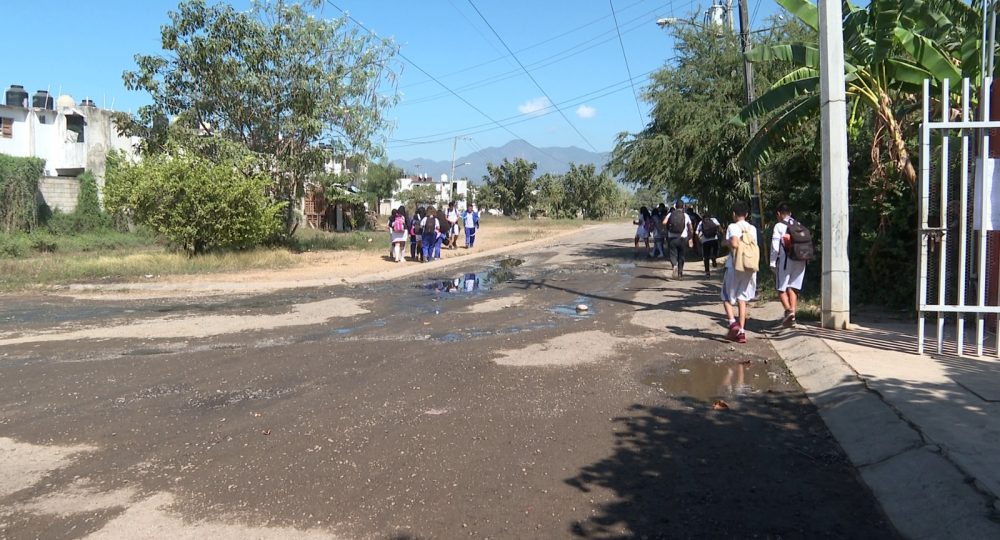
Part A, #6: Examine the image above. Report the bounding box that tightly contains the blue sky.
[5,0,782,162]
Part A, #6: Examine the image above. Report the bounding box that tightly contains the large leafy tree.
[608,22,758,215]
[736,0,981,188]
[362,160,404,209]
[562,163,620,219]
[121,0,399,229]
[483,158,537,217]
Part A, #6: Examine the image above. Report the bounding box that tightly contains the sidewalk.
[768,320,1000,539]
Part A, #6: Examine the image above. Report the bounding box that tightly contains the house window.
[1,117,11,138]
[66,115,85,143]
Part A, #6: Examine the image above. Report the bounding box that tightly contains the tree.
[534,173,567,218]
[736,0,974,188]
[362,160,403,210]
[482,158,537,217]
[608,21,755,215]
[396,185,440,210]
[120,0,400,230]
[104,145,283,255]
[562,163,619,219]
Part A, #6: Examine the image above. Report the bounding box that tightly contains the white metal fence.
[917,77,1000,357]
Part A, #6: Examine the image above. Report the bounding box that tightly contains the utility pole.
[819,0,851,329]
[737,0,763,229]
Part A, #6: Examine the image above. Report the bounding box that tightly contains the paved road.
[0,224,898,539]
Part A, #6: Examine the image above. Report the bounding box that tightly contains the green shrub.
[0,154,44,233]
[105,149,283,254]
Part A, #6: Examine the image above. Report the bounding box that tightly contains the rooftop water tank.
[80,99,96,108]
[5,84,28,107]
[32,90,54,110]
[56,94,75,110]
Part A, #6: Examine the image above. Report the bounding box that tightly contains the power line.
[466,0,599,153]
[399,0,697,107]
[609,0,645,125]
[389,67,659,146]
[325,1,572,166]
[400,0,667,91]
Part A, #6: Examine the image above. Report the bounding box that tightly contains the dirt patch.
[58,224,597,300]
[0,297,368,345]
[465,294,525,314]
[16,479,135,516]
[83,492,339,540]
[492,330,627,367]
[0,438,96,498]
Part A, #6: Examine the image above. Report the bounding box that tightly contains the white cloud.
[576,105,597,119]
[518,97,552,116]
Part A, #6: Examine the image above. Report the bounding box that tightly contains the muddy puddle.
[642,357,798,403]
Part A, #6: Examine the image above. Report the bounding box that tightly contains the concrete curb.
[769,331,1000,539]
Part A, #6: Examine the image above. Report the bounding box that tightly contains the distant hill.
[392,140,610,183]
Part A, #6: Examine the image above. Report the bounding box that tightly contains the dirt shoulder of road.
[60,221,602,300]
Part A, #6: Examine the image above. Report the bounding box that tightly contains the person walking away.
[665,200,694,278]
[410,207,424,261]
[633,206,652,257]
[461,203,480,248]
[435,207,448,259]
[770,202,811,328]
[421,206,439,262]
[721,201,759,344]
[446,202,461,249]
[388,208,407,262]
[697,213,722,277]
[650,207,665,258]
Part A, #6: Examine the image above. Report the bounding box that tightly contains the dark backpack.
[700,219,719,238]
[784,220,814,262]
[422,217,438,235]
[667,209,687,234]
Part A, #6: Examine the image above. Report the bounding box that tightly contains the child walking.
[721,201,758,344]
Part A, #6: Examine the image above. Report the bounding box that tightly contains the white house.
[385,173,469,212]
[0,85,137,212]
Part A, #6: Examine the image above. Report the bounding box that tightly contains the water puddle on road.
[642,358,797,402]
[551,296,594,319]
[416,258,524,298]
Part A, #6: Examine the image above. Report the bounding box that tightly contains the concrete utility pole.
[737,0,762,228]
[818,0,851,329]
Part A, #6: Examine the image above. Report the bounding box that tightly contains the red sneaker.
[736,331,747,344]
[727,322,740,341]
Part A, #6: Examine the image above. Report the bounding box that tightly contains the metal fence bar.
[976,77,992,357]
[918,78,932,356]
[937,79,951,355]
[957,78,971,357]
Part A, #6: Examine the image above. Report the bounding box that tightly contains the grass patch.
[0,230,159,258]
[0,248,299,292]
[289,228,385,252]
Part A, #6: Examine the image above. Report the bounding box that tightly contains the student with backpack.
[388,208,408,263]
[665,200,694,278]
[770,202,812,328]
[721,201,759,344]
[420,206,440,262]
[633,206,653,257]
[651,204,667,258]
[461,203,480,248]
[410,207,424,261]
[696,213,722,277]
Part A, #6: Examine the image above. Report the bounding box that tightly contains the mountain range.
[392,140,610,183]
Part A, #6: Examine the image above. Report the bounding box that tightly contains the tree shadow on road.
[563,395,901,539]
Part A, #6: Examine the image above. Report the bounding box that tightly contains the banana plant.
[736,0,984,188]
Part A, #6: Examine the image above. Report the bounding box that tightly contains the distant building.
[0,84,137,212]
[386,173,469,211]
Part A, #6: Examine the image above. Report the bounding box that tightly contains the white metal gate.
[918,77,1000,357]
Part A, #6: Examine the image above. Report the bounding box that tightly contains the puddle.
[416,258,524,299]
[551,296,594,318]
[642,358,797,401]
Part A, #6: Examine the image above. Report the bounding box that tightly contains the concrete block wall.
[38,176,79,213]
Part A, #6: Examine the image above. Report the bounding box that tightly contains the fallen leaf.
[262,429,271,436]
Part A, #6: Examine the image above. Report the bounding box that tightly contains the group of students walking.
[635,200,813,345]
[387,201,480,263]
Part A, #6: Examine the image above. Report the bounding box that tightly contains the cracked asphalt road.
[0,224,898,539]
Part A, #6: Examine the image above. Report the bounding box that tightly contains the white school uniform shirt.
[724,220,758,270]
